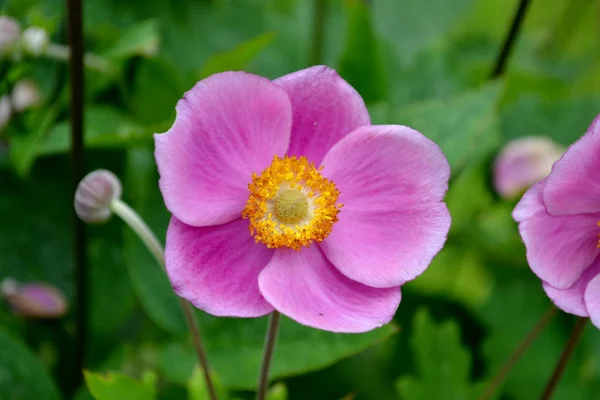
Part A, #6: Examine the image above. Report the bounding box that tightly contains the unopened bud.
[11,80,42,112]
[1,278,68,319]
[0,16,21,57]
[0,95,11,129]
[494,136,564,199]
[75,169,122,223]
[22,26,49,56]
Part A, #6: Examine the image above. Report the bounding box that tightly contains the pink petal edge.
[274,65,370,165]
[543,114,600,216]
[584,273,600,329]
[320,125,451,288]
[155,71,292,227]
[165,217,274,317]
[258,246,401,333]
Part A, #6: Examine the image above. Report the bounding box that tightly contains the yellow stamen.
[242,155,341,250]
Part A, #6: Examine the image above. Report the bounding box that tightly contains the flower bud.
[494,136,564,199]
[11,80,42,112]
[0,95,11,130]
[21,26,49,56]
[1,278,68,319]
[0,16,21,57]
[75,169,122,223]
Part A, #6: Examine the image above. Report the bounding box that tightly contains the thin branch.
[478,306,557,400]
[539,318,588,400]
[66,0,86,394]
[489,0,533,79]
[257,311,281,400]
[110,199,218,400]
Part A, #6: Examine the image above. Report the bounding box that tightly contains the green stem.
[257,311,281,400]
[478,306,557,400]
[110,198,218,400]
[539,318,588,400]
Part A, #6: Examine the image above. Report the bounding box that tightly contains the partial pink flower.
[513,114,600,329]
[493,136,563,199]
[155,66,451,333]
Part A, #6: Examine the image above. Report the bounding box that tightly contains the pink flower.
[1,278,68,319]
[513,115,600,329]
[154,66,451,333]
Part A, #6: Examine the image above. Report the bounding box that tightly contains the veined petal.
[543,114,600,216]
[514,181,600,289]
[155,72,292,227]
[542,258,600,317]
[320,125,451,288]
[274,66,370,165]
[258,246,401,333]
[584,273,600,329]
[165,217,274,317]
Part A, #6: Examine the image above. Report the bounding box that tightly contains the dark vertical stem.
[539,318,588,400]
[489,0,532,79]
[478,306,557,400]
[310,0,327,65]
[66,0,86,395]
[256,311,281,400]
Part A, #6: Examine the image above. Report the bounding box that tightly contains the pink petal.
[513,180,600,289]
[543,114,600,216]
[155,72,292,226]
[274,66,370,165]
[258,246,401,333]
[165,217,274,317]
[584,273,600,329]
[319,125,451,288]
[542,258,600,317]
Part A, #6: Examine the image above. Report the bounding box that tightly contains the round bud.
[11,80,42,112]
[0,16,21,57]
[21,26,49,56]
[75,169,122,223]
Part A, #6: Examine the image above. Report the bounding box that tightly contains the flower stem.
[477,306,557,400]
[257,311,281,400]
[110,198,218,400]
[66,0,86,395]
[539,318,588,400]
[310,0,327,65]
[490,0,533,78]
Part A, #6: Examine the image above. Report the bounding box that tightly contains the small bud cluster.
[0,80,42,130]
[0,15,50,60]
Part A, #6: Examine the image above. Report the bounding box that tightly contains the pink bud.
[0,95,10,129]
[0,16,21,57]
[11,80,42,112]
[494,136,564,199]
[1,278,68,319]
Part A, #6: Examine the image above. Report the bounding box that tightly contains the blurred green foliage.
[1,0,599,399]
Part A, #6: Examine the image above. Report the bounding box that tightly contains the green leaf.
[370,82,502,171]
[396,309,486,400]
[198,32,277,79]
[0,330,62,400]
[105,19,160,59]
[39,107,152,155]
[160,316,398,390]
[337,0,387,104]
[267,383,288,400]
[84,370,157,400]
[123,149,187,335]
[187,367,228,400]
[408,246,493,310]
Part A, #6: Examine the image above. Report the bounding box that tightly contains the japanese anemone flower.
[513,115,600,329]
[154,66,451,333]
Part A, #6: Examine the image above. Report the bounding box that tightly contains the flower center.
[242,155,342,250]
[273,190,309,224]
